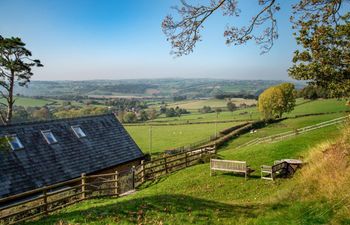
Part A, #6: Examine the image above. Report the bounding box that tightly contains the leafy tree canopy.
[258,83,296,120]
[0,36,42,124]
[289,13,350,98]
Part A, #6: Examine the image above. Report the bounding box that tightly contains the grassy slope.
[22,99,350,224]
[27,117,347,225]
[125,122,241,154]
[126,98,349,154]
[286,98,349,116]
[225,112,347,148]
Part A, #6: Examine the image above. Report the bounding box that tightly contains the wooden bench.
[260,161,288,180]
[210,159,254,180]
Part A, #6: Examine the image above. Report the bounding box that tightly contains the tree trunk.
[5,70,15,124]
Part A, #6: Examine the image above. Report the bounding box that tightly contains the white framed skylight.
[71,125,86,138]
[6,134,24,150]
[41,130,58,144]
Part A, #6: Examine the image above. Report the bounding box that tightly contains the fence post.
[43,187,48,215]
[81,173,86,200]
[164,158,168,174]
[114,171,119,196]
[185,152,188,167]
[141,160,145,183]
[132,166,136,190]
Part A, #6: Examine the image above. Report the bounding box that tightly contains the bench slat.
[211,168,246,172]
[211,159,246,164]
[211,159,248,172]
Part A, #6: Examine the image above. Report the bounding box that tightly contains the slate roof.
[0,114,144,198]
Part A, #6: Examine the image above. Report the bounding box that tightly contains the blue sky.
[1,0,300,80]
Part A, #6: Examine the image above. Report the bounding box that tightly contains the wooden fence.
[0,170,131,225]
[139,146,216,181]
[236,115,349,149]
[166,135,217,154]
[0,146,215,225]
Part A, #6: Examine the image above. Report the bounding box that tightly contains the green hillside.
[25,98,350,224]
[26,118,349,225]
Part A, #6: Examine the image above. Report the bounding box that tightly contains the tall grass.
[274,121,350,224]
[296,121,350,197]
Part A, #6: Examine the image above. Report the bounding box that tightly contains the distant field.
[164,98,256,110]
[125,122,241,154]
[150,98,349,124]
[0,97,54,107]
[151,107,259,123]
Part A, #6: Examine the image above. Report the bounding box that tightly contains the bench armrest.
[261,165,272,169]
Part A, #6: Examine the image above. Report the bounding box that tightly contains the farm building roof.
[0,114,144,198]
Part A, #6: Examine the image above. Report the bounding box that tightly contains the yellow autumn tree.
[258,83,296,120]
[278,83,297,114]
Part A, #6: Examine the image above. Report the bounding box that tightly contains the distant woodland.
[14,79,305,98]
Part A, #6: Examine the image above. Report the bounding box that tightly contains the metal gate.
[85,168,135,197]
[118,169,135,194]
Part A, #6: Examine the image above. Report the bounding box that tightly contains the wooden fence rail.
[0,145,216,225]
[236,115,349,149]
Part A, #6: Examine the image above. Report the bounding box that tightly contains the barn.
[0,114,144,199]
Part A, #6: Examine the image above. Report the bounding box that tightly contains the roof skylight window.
[6,135,24,150]
[41,130,58,144]
[71,125,86,138]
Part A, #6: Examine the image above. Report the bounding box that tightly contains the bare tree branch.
[162,0,346,56]
[162,0,240,56]
[224,0,279,54]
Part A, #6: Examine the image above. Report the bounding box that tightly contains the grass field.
[286,98,349,116]
[126,112,347,154]
[126,99,349,154]
[165,98,257,110]
[27,118,348,225]
[149,98,349,124]
[125,122,241,154]
[151,107,259,123]
[0,97,54,107]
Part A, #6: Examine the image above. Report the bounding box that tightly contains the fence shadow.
[214,172,261,180]
[25,194,287,225]
[139,175,171,189]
